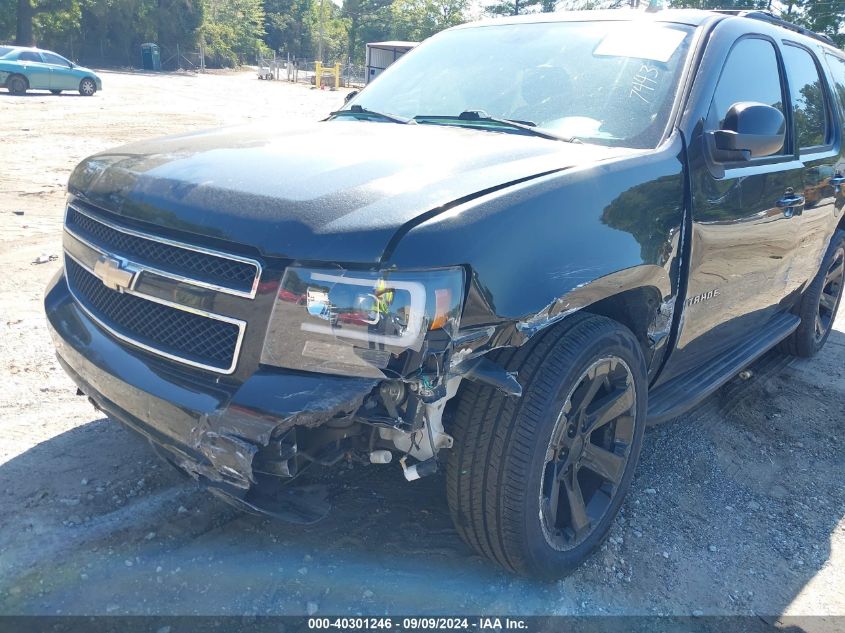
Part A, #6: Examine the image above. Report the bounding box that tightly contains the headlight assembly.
[261,266,465,377]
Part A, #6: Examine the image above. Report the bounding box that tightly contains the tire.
[7,74,27,95]
[79,77,96,96]
[446,313,648,578]
[50,89,61,95]
[780,229,845,357]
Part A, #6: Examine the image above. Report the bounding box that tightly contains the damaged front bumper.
[45,272,378,522]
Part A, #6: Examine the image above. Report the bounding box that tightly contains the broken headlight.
[260,266,465,377]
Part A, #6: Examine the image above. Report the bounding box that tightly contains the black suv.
[46,9,845,578]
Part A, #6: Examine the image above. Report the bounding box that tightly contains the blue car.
[0,47,102,96]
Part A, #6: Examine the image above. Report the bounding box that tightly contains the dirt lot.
[0,70,843,623]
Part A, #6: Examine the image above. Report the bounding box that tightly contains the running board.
[646,313,800,424]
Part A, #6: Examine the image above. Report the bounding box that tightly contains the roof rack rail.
[712,9,834,46]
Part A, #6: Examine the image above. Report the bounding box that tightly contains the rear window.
[42,51,70,66]
[824,52,845,117]
[782,44,830,149]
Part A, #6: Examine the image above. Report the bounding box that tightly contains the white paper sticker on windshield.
[593,26,687,63]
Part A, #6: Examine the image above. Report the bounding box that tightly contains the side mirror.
[711,102,785,161]
[344,90,358,104]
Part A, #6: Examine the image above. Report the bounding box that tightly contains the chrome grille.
[65,204,260,298]
[62,200,257,374]
[65,257,243,373]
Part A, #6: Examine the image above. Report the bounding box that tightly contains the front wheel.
[79,78,96,96]
[446,314,647,578]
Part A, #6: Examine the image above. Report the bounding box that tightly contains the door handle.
[777,190,805,217]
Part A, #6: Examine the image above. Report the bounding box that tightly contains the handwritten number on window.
[631,64,659,104]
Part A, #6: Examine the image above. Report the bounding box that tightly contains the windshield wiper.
[415,110,581,143]
[330,104,414,124]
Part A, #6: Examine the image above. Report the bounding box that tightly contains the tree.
[391,0,467,41]
[483,0,624,18]
[308,0,348,62]
[157,0,204,52]
[15,0,66,45]
[667,0,766,8]
[668,0,845,47]
[790,0,845,47]
[1,0,16,42]
[264,0,314,57]
[30,0,81,54]
[342,0,392,63]
[202,0,266,66]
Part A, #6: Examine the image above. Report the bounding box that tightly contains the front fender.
[386,132,687,361]
[0,63,19,84]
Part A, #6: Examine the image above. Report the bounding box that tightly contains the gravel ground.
[0,70,843,622]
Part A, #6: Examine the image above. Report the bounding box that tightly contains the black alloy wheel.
[539,356,636,550]
[447,313,647,578]
[815,243,844,344]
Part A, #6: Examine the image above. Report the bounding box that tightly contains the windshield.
[0,46,14,58]
[346,20,694,148]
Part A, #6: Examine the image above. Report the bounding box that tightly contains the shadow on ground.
[0,336,843,618]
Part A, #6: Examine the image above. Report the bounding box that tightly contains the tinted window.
[18,51,42,62]
[42,52,69,66]
[708,38,785,154]
[824,52,845,115]
[783,45,829,149]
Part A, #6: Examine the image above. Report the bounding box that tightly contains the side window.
[824,52,845,115]
[42,52,69,66]
[783,44,830,149]
[18,51,42,63]
[707,38,786,154]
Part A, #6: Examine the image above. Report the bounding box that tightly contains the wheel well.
[9,73,28,87]
[581,286,663,359]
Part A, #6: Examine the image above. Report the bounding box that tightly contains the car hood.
[69,121,633,263]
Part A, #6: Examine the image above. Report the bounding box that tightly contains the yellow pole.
[333,62,341,90]
[315,61,322,89]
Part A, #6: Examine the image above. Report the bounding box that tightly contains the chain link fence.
[160,45,205,72]
[255,56,366,89]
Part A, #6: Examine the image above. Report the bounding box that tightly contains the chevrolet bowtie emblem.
[93,256,135,292]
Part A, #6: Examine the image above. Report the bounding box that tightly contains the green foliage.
[5,0,469,67]
[264,0,314,56]
[32,1,82,53]
[667,0,766,8]
[203,0,266,66]
[342,0,394,63]
[483,0,624,18]
[307,0,348,62]
[0,0,17,42]
[667,0,845,46]
[789,0,845,47]
[391,0,467,40]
